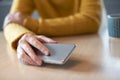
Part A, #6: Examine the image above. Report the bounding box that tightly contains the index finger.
[26,36,50,56]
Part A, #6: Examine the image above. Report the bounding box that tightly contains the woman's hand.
[3,12,26,28]
[17,33,57,66]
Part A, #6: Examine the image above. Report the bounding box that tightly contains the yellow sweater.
[4,0,102,50]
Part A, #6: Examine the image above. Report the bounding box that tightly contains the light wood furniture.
[0,31,120,80]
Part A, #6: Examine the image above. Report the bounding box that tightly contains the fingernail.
[44,51,49,56]
[47,52,50,56]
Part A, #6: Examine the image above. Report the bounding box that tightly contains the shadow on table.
[43,59,100,72]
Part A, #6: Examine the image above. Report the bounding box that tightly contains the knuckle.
[18,39,25,45]
[21,33,34,41]
[25,33,33,37]
[22,34,29,39]
[40,35,46,38]
[22,34,30,39]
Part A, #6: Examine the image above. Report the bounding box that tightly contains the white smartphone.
[36,44,76,65]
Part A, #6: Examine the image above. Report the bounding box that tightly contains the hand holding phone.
[35,44,76,65]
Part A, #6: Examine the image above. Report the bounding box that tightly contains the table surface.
[0,30,120,80]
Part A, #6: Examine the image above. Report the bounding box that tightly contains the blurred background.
[0,0,38,31]
[0,0,120,31]
[0,0,12,30]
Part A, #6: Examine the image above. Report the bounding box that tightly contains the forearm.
[41,13,101,36]
[24,13,101,36]
[23,0,101,36]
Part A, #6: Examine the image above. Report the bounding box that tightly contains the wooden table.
[0,30,120,80]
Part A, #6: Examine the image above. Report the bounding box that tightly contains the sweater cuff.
[4,23,33,51]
